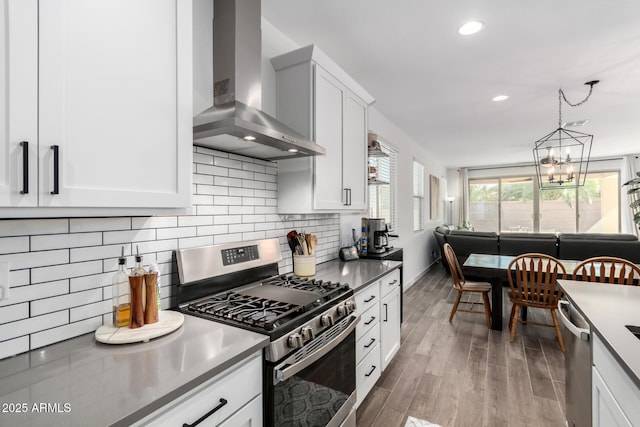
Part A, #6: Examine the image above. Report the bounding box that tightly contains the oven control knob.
[337,304,349,316]
[287,333,304,349]
[345,300,356,313]
[301,326,315,341]
[321,314,334,327]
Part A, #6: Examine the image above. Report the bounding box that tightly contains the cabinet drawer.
[357,322,380,364]
[380,269,401,298]
[356,342,381,408]
[356,303,379,341]
[355,283,380,314]
[137,353,262,426]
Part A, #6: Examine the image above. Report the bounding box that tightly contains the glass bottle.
[111,247,130,327]
[132,246,146,310]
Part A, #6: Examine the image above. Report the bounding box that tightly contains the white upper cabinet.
[0,0,38,207]
[272,45,374,214]
[1,0,192,215]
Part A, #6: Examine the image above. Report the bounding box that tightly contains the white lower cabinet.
[135,351,262,427]
[592,334,640,427]
[354,268,402,407]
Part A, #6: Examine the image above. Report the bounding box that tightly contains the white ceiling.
[261,0,640,169]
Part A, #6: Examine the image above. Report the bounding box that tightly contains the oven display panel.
[221,245,259,266]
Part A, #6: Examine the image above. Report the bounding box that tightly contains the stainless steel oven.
[176,238,360,427]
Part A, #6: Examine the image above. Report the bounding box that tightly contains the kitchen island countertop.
[558,279,640,390]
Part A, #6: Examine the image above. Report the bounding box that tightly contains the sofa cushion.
[499,233,558,257]
[445,230,499,258]
[558,233,640,262]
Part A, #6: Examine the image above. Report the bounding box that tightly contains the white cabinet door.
[37,0,191,208]
[0,0,38,207]
[313,65,345,210]
[593,367,632,427]
[343,91,367,210]
[380,285,401,370]
[218,395,263,427]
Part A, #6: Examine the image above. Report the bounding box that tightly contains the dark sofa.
[433,226,640,273]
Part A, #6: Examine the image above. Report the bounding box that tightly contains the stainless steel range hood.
[193,0,325,160]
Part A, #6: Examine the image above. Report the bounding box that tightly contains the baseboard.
[404,261,438,291]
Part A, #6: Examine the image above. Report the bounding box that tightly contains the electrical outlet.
[0,261,9,301]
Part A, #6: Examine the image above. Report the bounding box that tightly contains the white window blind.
[369,141,398,231]
[413,160,424,231]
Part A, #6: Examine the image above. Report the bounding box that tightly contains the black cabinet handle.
[383,303,388,322]
[365,365,376,377]
[364,316,376,326]
[183,398,228,427]
[50,145,59,195]
[388,279,398,285]
[20,141,28,194]
[364,337,376,348]
[364,295,376,303]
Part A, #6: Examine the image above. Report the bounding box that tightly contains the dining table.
[462,253,584,331]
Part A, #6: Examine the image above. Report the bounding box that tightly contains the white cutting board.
[95,310,184,344]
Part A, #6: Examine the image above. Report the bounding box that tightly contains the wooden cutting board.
[95,310,184,344]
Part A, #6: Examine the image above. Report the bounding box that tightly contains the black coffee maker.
[367,218,389,254]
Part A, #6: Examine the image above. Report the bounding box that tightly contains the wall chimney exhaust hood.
[193,0,325,160]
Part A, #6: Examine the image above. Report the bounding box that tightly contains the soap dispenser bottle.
[111,247,130,327]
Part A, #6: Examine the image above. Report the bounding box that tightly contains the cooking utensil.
[286,230,299,253]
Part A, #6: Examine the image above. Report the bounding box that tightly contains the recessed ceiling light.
[458,21,484,36]
[492,95,509,102]
[243,135,256,141]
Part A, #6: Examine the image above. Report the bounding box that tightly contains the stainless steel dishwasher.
[558,299,592,427]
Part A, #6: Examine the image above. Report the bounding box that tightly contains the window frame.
[413,160,425,231]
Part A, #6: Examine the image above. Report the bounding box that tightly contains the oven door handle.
[274,313,361,384]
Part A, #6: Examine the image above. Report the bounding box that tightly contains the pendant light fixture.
[533,80,599,190]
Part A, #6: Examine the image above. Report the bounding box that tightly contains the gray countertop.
[558,279,640,389]
[0,257,401,426]
[0,313,268,427]
[312,258,402,293]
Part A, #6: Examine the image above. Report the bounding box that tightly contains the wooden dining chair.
[572,256,640,285]
[443,243,492,329]
[507,253,566,352]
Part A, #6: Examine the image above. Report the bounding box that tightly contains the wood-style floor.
[356,265,566,427]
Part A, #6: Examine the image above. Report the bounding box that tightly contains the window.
[369,142,398,232]
[468,171,620,233]
[413,160,424,231]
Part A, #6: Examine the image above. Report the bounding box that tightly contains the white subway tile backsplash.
[229,168,254,180]
[0,149,341,359]
[70,244,129,263]
[0,236,29,254]
[157,227,197,240]
[31,261,103,285]
[70,300,111,323]
[213,157,243,169]
[31,233,102,251]
[70,217,130,233]
[70,273,110,293]
[193,152,214,165]
[30,317,101,350]
[0,311,68,342]
[0,336,28,359]
[0,219,68,237]
[193,174,214,185]
[178,215,213,227]
[213,215,242,225]
[178,236,214,249]
[196,164,228,177]
[103,229,156,245]
[132,217,178,229]
[197,225,228,236]
[0,280,69,307]
[0,249,69,270]
[196,205,229,216]
[229,223,254,233]
[0,303,29,324]
[31,289,102,317]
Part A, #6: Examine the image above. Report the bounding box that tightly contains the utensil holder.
[293,254,316,277]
